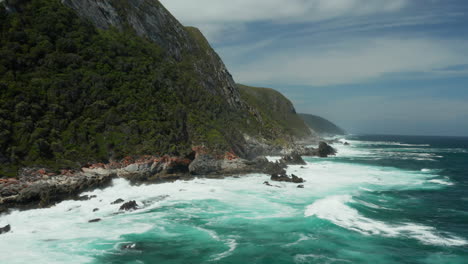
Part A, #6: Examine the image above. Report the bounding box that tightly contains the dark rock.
[344,142,350,146]
[111,198,124,205]
[271,173,304,183]
[317,142,337,157]
[88,218,101,223]
[297,185,304,188]
[279,152,306,165]
[263,161,287,175]
[0,224,11,234]
[119,200,138,211]
[93,208,99,212]
[271,173,290,182]
[263,181,273,186]
[291,174,304,183]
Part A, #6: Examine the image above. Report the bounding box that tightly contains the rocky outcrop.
[270,173,304,183]
[188,154,268,176]
[279,153,306,165]
[119,200,138,211]
[317,142,337,157]
[0,170,116,212]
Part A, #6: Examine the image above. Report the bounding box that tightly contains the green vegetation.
[299,113,346,135]
[238,84,311,141]
[0,0,313,178]
[0,0,243,177]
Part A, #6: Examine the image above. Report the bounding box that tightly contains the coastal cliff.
[0,0,314,178]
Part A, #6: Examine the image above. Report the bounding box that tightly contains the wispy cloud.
[227,37,468,86]
[161,0,409,41]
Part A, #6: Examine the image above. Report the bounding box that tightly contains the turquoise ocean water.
[0,135,467,263]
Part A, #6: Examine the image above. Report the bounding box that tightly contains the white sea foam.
[428,179,454,186]
[305,195,467,247]
[266,156,281,162]
[294,253,352,263]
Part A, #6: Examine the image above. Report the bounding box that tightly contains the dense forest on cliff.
[0,0,244,176]
[0,0,312,177]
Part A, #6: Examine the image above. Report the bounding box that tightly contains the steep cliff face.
[61,0,243,109]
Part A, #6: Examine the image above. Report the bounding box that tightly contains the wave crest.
[305,195,467,247]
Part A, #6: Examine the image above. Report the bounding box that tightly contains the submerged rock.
[93,208,99,212]
[119,200,138,211]
[0,224,11,234]
[297,185,304,188]
[88,218,101,223]
[263,181,273,186]
[111,198,124,205]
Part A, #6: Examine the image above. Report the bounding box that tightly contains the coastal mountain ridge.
[299,113,346,136]
[0,0,312,177]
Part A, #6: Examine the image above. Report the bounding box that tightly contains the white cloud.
[160,0,409,41]
[227,37,468,86]
[161,0,407,24]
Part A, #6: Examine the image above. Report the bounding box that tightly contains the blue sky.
[160,0,468,136]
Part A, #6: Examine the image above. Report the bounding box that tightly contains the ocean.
[0,135,467,264]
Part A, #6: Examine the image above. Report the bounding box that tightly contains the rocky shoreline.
[0,142,338,215]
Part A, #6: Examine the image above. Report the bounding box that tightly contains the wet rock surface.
[119,201,138,211]
[0,224,11,234]
[88,218,101,223]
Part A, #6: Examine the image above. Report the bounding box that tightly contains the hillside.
[0,0,309,177]
[238,85,312,141]
[299,114,346,135]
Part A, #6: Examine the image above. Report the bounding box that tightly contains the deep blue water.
[0,134,467,263]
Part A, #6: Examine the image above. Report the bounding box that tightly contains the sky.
[160,0,468,136]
